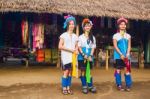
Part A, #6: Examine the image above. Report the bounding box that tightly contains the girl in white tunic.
[58,15,78,95]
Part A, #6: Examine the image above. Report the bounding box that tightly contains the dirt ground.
[0,65,150,99]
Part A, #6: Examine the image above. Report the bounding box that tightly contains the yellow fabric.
[44,49,51,62]
[45,49,51,62]
[72,53,78,78]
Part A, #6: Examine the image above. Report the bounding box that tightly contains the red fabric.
[124,58,131,72]
[36,49,44,62]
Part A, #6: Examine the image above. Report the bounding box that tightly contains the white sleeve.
[59,33,65,40]
[92,36,96,48]
[127,34,131,39]
[113,34,117,40]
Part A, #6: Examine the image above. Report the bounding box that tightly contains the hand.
[88,56,92,61]
[120,55,125,60]
[84,55,88,59]
[126,53,130,58]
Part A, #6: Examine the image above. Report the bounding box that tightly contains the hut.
[0,0,150,68]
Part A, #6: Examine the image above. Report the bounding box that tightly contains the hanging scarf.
[72,53,78,78]
[124,58,131,72]
[86,60,91,83]
[21,20,28,46]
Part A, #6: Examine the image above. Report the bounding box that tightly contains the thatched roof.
[0,0,150,20]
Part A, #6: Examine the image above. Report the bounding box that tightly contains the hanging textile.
[36,49,44,62]
[52,14,57,34]
[108,18,112,28]
[21,20,28,46]
[145,33,150,63]
[32,23,44,51]
[0,19,4,47]
[100,17,105,28]
[12,21,16,32]
[44,24,51,48]
[32,24,38,51]
[28,23,33,51]
[44,49,51,63]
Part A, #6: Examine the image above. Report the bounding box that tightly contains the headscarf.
[82,18,93,29]
[63,15,76,29]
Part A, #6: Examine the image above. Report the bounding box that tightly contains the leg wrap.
[67,76,72,87]
[80,76,87,87]
[87,77,93,88]
[62,77,67,88]
[125,73,132,88]
[115,71,122,86]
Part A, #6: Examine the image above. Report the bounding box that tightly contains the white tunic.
[60,32,78,65]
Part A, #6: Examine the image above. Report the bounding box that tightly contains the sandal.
[62,89,68,95]
[117,85,124,91]
[89,86,97,93]
[82,86,88,94]
[67,89,73,95]
[125,87,131,92]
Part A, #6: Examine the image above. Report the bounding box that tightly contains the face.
[84,23,92,32]
[68,20,75,31]
[119,21,126,30]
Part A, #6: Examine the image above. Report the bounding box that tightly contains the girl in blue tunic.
[113,17,132,91]
[78,18,96,94]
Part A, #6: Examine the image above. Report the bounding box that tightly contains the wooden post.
[105,50,109,70]
[95,48,99,67]
[57,51,61,68]
[139,50,144,69]
[25,59,29,68]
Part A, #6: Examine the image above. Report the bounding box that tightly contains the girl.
[78,18,96,94]
[58,15,78,95]
[113,17,132,91]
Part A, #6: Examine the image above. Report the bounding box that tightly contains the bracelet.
[81,52,85,57]
[120,53,123,56]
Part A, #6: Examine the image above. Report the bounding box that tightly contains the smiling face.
[83,22,92,33]
[67,20,75,32]
[118,21,126,31]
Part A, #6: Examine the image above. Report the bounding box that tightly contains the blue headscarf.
[63,15,76,29]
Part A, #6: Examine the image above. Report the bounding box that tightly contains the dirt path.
[0,67,149,99]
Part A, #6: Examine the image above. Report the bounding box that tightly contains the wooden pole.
[105,50,109,70]
[139,48,144,69]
